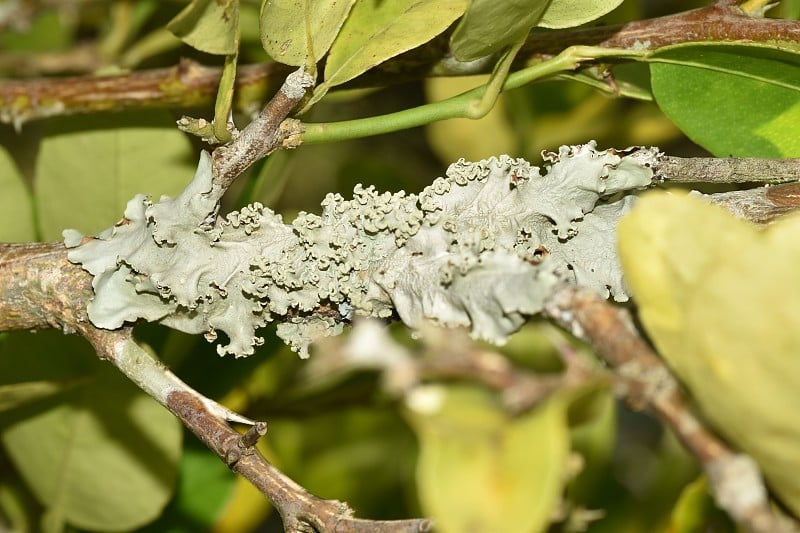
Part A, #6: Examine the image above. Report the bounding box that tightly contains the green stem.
[301,46,646,144]
[213,53,239,143]
[466,38,525,119]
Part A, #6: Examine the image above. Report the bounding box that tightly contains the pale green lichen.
[65,142,660,358]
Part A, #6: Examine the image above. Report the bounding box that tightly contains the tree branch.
[0,60,288,129]
[543,285,799,533]
[519,2,800,59]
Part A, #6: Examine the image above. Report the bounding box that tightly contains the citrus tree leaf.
[323,0,468,88]
[0,380,84,413]
[450,0,548,61]
[618,192,800,516]
[34,112,194,241]
[538,0,624,29]
[167,0,239,55]
[0,331,182,532]
[405,384,570,533]
[259,0,356,67]
[650,43,800,157]
[0,144,35,242]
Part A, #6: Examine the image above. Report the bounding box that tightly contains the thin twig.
[209,66,313,197]
[543,285,799,533]
[166,390,431,533]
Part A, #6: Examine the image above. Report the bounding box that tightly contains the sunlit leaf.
[450,0,548,61]
[323,0,467,88]
[650,43,800,157]
[618,192,800,516]
[167,0,239,55]
[405,384,570,533]
[259,0,356,67]
[538,0,624,29]
[0,145,35,242]
[0,331,182,532]
[34,112,194,241]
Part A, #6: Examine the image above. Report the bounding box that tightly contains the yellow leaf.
[618,192,800,516]
[404,384,572,533]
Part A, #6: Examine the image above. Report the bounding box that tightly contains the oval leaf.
[538,0,624,29]
[0,144,35,242]
[405,384,570,533]
[259,0,356,67]
[323,0,468,88]
[618,193,800,516]
[650,43,800,157]
[167,0,240,55]
[450,0,548,61]
[34,112,194,241]
[0,331,182,531]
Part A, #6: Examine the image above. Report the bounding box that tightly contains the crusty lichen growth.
[65,142,661,358]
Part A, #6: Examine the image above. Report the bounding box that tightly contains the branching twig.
[209,67,313,197]
[310,321,602,414]
[543,285,799,533]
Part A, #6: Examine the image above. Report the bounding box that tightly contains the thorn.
[239,421,268,449]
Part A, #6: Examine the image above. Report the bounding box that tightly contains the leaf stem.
[301,46,645,144]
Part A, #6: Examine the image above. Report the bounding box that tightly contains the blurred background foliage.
[0,0,797,531]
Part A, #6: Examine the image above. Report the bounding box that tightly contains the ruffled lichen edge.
[65,142,660,358]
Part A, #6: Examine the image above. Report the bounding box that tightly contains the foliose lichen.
[65,142,661,358]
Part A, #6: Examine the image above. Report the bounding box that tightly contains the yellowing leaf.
[259,0,356,67]
[168,0,239,55]
[405,384,570,533]
[618,192,800,515]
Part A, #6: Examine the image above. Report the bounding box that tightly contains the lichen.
[66,142,661,358]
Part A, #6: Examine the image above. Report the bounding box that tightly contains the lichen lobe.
[65,142,659,358]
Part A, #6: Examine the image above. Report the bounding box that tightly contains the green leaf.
[323,0,468,88]
[450,0,548,61]
[405,384,570,533]
[259,0,356,67]
[618,192,800,516]
[0,144,35,242]
[650,43,800,157]
[167,0,239,55]
[34,112,194,241]
[139,438,236,532]
[0,331,182,532]
[538,0,623,29]
[0,380,84,413]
